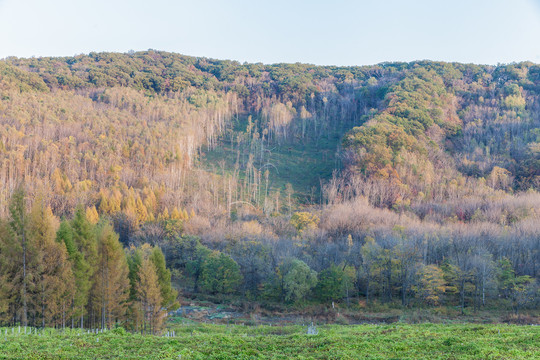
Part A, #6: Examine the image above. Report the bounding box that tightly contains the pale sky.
[0,0,539,65]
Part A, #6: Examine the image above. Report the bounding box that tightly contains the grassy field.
[0,323,538,359]
[200,125,343,204]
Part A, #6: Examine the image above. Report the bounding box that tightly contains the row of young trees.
[0,188,177,333]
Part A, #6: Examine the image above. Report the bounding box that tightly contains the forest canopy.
[0,51,538,318]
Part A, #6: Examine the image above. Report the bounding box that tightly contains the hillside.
[0,52,538,320]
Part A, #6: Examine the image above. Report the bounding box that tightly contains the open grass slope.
[0,324,538,359]
[201,131,343,204]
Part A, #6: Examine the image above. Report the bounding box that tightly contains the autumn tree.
[91,221,130,329]
[27,198,74,328]
[290,212,319,234]
[0,219,14,323]
[358,237,381,305]
[135,244,164,335]
[69,207,97,328]
[414,265,447,306]
[6,187,31,326]
[149,246,178,310]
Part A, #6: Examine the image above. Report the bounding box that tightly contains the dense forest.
[0,51,538,326]
[0,188,177,333]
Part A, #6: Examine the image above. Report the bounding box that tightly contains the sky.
[0,0,539,66]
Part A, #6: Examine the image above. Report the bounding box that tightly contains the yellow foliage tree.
[170,207,181,220]
[136,245,164,335]
[92,222,130,329]
[290,212,319,234]
[85,206,99,225]
[159,207,170,221]
[135,197,148,225]
[414,264,448,306]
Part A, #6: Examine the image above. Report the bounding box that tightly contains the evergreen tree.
[27,199,73,328]
[135,244,164,335]
[149,246,178,310]
[7,187,31,326]
[69,207,97,328]
[92,221,130,329]
[0,220,14,323]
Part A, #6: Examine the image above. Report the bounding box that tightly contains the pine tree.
[43,245,74,329]
[126,246,143,331]
[85,206,99,225]
[149,247,178,310]
[414,265,447,306]
[92,221,130,329]
[0,220,14,323]
[136,246,164,335]
[7,187,31,326]
[57,219,88,328]
[170,207,181,220]
[27,199,60,327]
[135,197,148,225]
[69,207,97,328]
[159,208,170,220]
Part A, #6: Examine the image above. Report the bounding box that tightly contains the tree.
[487,166,513,190]
[135,247,164,335]
[280,258,317,303]
[7,187,31,326]
[498,258,538,314]
[85,206,99,225]
[27,198,74,328]
[69,207,97,328]
[450,238,475,314]
[230,240,272,300]
[126,246,143,330]
[92,221,130,329]
[471,249,496,308]
[414,265,447,306]
[510,276,537,314]
[315,264,354,303]
[135,197,149,225]
[57,219,89,328]
[290,212,319,234]
[393,230,420,306]
[71,207,98,268]
[359,237,381,305]
[285,183,294,215]
[166,236,211,293]
[149,246,178,310]
[200,251,243,295]
[0,220,14,323]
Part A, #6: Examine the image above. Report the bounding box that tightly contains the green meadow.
[0,323,538,359]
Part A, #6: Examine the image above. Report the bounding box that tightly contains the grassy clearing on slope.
[201,132,343,206]
[0,323,538,359]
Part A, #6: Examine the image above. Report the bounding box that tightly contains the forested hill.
[0,51,539,315]
[1,52,538,215]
